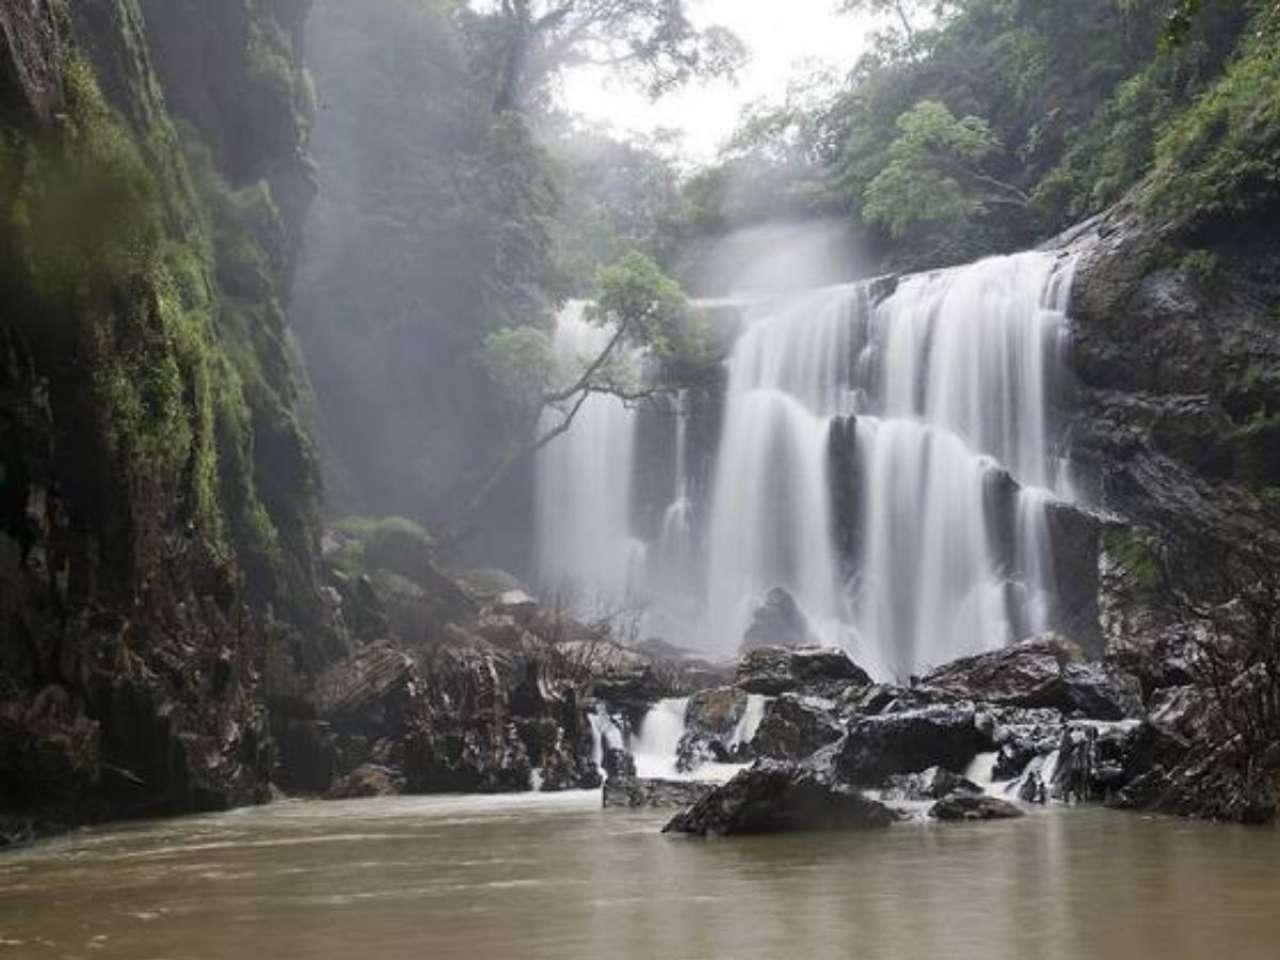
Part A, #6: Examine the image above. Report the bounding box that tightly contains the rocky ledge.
[662,760,896,836]
[630,632,1278,834]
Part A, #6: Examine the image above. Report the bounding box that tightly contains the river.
[2,793,1278,959]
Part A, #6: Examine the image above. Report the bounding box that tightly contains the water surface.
[2,794,1278,959]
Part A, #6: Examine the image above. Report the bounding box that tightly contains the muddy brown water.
[2,792,1278,959]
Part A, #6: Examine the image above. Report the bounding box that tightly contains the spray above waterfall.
[535,251,1079,678]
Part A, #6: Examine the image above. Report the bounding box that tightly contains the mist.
[5,0,1280,953]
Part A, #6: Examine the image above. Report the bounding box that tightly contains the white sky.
[558,0,873,162]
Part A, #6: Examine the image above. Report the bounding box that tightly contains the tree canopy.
[461,0,746,113]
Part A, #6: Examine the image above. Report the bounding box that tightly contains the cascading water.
[702,286,864,649]
[535,303,644,614]
[534,251,1078,679]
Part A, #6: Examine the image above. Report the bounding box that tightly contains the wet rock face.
[677,687,749,772]
[920,634,1143,721]
[737,646,871,696]
[662,761,896,836]
[750,694,844,762]
[326,764,405,800]
[929,795,1024,821]
[883,767,984,802]
[742,587,818,650]
[603,777,714,809]
[837,706,989,785]
[1113,741,1279,825]
[1064,212,1280,551]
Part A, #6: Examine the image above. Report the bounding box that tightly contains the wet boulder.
[883,766,984,802]
[750,694,844,762]
[737,645,871,696]
[929,795,1024,821]
[662,760,896,836]
[325,763,405,800]
[837,705,989,784]
[603,746,636,781]
[920,634,1143,721]
[741,587,818,650]
[1112,740,1278,825]
[591,665,675,729]
[315,643,422,741]
[603,776,715,809]
[677,687,750,772]
[988,706,1067,781]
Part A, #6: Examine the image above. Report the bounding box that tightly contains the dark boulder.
[929,795,1024,821]
[737,645,871,696]
[662,760,896,836]
[603,776,715,809]
[316,644,422,741]
[591,666,675,729]
[884,766,984,802]
[920,634,1142,721]
[325,763,404,800]
[838,705,988,784]
[603,746,636,781]
[750,694,844,762]
[742,587,818,650]
[1112,741,1278,825]
[988,706,1068,780]
[677,687,750,772]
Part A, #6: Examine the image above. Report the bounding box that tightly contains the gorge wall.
[1,0,1277,840]
[0,0,332,836]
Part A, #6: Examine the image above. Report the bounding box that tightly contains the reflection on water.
[2,792,1278,959]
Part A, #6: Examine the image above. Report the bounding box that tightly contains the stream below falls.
[2,794,1278,960]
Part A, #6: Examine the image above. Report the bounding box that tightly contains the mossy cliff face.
[0,0,329,841]
[1059,7,1280,570]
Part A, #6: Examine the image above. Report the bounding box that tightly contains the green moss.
[2,9,323,628]
[1229,410,1280,487]
[1179,248,1225,289]
[331,516,437,584]
[1103,527,1163,592]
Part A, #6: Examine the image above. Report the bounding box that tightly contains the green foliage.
[332,515,437,583]
[1142,4,1280,222]
[482,325,557,404]
[673,0,1264,265]
[591,250,702,363]
[1180,248,1224,288]
[459,0,745,111]
[1104,527,1164,593]
[863,100,1003,237]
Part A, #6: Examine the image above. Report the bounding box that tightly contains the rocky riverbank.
[599,633,1279,833]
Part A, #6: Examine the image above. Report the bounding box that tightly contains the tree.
[836,0,959,51]
[838,0,927,46]
[461,0,746,113]
[463,250,702,526]
[862,99,1028,237]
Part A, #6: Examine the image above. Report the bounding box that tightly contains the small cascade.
[965,752,1000,793]
[588,703,625,778]
[728,694,769,752]
[631,698,690,780]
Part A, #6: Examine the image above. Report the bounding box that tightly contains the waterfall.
[533,251,1077,678]
[854,417,1009,678]
[589,704,625,778]
[702,286,866,649]
[631,698,690,780]
[851,252,1075,677]
[535,303,643,614]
